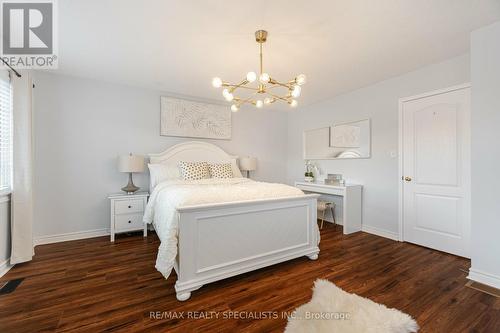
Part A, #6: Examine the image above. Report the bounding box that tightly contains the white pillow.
[229,158,243,178]
[148,163,180,191]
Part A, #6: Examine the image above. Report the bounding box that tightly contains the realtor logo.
[1,0,57,68]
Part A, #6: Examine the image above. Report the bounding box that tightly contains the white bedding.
[143,177,307,279]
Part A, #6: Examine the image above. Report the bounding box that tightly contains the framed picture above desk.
[303,119,371,160]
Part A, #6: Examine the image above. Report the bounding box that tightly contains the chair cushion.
[317,201,334,210]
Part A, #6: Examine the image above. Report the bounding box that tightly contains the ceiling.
[56,0,500,109]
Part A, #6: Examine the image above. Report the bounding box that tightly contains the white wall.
[287,54,470,236]
[32,72,289,238]
[468,21,500,288]
[31,54,474,243]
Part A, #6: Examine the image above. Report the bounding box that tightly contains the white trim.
[398,97,404,241]
[0,193,11,204]
[399,83,472,104]
[0,258,13,278]
[467,268,500,290]
[0,196,12,278]
[0,189,12,198]
[398,83,471,242]
[362,225,399,241]
[34,228,109,246]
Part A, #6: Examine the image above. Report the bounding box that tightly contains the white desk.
[295,181,362,234]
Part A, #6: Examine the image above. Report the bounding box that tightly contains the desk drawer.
[115,199,144,215]
[297,184,344,196]
[115,213,144,231]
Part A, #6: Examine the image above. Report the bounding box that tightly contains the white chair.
[317,200,336,229]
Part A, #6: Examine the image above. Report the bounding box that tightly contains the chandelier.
[211,30,306,112]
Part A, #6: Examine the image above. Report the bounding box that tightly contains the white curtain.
[10,71,34,264]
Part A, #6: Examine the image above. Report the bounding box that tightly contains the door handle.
[404,176,412,182]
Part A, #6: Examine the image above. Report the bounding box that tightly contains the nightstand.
[108,192,149,242]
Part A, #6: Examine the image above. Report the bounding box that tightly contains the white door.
[401,86,470,258]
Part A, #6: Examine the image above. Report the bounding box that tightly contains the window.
[0,70,12,193]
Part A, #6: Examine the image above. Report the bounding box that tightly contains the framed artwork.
[303,119,371,160]
[330,124,361,148]
[330,119,371,158]
[160,97,231,140]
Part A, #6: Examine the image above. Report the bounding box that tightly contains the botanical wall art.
[160,97,231,140]
[330,124,361,148]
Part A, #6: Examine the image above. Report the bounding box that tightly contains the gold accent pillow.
[178,161,210,180]
[208,163,234,179]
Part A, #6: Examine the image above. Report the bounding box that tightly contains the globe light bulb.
[256,100,264,108]
[212,77,222,88]
[290,99,298,108]
[295,74,307,86]
[264,97,273,104]
[231,104,239,112]
[259,73,270,83]
[291,85,301,98]
[222,89,233,101]
[246,72,257,82]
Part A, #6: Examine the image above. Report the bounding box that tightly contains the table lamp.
[118,153,145,194]
[239,157,257,178]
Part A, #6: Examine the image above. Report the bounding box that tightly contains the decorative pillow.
[148,163,181,191]
[208,163,234,179]
[230,158,244,178]
[178,161,210,180]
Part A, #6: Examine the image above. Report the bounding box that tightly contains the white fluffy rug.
[285,279,419,333]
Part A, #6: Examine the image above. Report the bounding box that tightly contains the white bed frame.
[149,141,320,301]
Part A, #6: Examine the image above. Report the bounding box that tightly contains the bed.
[144,141,320,301]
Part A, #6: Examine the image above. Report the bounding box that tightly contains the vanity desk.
[295,181,362,234]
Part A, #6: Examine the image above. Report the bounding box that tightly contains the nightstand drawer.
[115,199,144,215]
[115,213,144,231]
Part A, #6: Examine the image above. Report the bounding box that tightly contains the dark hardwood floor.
[0,224,499,333]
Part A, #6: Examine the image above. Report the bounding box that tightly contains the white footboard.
[173,194,320,301]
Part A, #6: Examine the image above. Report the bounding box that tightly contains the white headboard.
[148,142,243,189]
[149,141,237,165]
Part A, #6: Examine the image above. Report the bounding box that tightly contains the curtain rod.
[0,58,22,78]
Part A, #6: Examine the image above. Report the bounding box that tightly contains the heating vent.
[0,278,24,295]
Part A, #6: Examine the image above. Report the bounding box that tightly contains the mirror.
[303,119,371,159]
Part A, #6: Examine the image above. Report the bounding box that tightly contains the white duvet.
[143,177,306,279]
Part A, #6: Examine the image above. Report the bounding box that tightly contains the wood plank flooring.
[0,224,499,332]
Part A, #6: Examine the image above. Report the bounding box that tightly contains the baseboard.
[361,225,399,241]
[34,228,110,246]
[0,258,13,278]
[467,268,500,290]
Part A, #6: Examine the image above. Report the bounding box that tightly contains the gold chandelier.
[211,30,306,112]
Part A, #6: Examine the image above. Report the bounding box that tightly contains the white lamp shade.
[239,157,257,171]
[118,154,145,173]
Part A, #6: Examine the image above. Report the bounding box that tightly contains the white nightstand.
[108,192,149,242]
